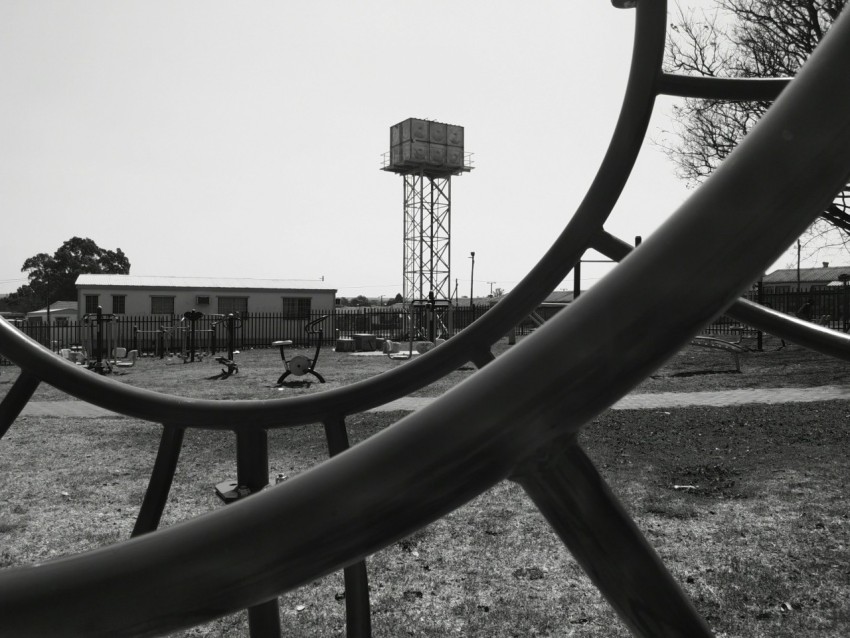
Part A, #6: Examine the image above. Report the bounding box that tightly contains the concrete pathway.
[15,385,850,418]
[373,385,850,412]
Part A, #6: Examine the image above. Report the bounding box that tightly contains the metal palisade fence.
[4,287,850,365]
[708,287,850,335]
[1,304,526,361]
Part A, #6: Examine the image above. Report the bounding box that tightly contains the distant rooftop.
[75,274,335,291]
[763,265,850,284]
[27,300,78,316]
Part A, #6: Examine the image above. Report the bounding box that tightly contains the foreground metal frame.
[2,1,850,636]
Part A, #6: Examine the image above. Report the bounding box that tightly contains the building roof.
[26,300,78,316]
[544,290,576,304]
[75,274,336,292]
[762,265,850,284]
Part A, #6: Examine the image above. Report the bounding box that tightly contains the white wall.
[76,287,336,318]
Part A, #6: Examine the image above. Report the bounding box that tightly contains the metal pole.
[45,272,51,327]
[756,279,764,351]
[95,306,106,374]
[469,252,475,306]
[574,260,582,299]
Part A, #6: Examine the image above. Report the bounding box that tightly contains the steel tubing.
[592,226,850,362]
[658,73,789,100]
[515,442,713,638]
[727,298,850,360]
[2,6,850,634]
[132,425,186,537]
[324,416,372,638]
[0,370,40,439]
[0,1,669,431]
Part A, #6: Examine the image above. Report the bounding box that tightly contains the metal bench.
[690,335,749,372]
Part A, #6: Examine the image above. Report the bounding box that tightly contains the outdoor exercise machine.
[272,314,329,385]
[1,3,850,637]
[81,306,115,375]
[133,324,167,358]
[212,313,242,377]
[180,309,209,363]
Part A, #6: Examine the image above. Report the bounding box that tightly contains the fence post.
[756,279,764,351]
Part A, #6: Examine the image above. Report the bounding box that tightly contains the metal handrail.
[0,1,670,431]
[2,3,850,636]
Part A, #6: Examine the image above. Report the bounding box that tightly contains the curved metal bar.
[727,298,850,360]
[0,370,40,439]
[0,1,670,431]
[658,73,789,100]
[514,441,713,638]
[3,8,850,634]
[592,230,850,362]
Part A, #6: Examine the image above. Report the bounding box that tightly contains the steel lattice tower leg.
[402,171,452,340]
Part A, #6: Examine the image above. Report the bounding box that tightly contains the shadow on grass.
[659,368,742,378]
[275,380,317,389]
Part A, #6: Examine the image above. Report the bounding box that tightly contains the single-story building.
[761,263,850,293]
[75,274,337,319]
[25,301,79,325]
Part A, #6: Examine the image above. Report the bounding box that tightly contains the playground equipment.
[272,315,329,385]
[1,3,850,636]
[178,310,212,363]
[157,323,186,362]
[689,335,749,373]
[212,313,242,377]
[81,306,116,375]
[382,305,418,360]
[113,349,139,368]
[133,324,167,358]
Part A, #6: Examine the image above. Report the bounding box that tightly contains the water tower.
[382,118,472,340]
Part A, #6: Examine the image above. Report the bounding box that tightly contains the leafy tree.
[392,293,403,305]
[9,237,130,312]
[663,0,848,259]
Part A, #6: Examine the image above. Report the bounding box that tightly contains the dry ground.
[0,333,848,637]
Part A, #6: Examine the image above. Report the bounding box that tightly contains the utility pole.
[45,271,51,326]
[469,252,475,306]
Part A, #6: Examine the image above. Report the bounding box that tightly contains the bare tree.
[662,0,849,262]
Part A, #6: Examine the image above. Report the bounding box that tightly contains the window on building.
[282,297,311,318]
[55,317,69,327]
[151,296,175,315]
[85,295,100,314]
[112,295,126,314]
[218,296,248,317]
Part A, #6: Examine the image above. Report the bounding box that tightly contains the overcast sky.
[0,1,819,300]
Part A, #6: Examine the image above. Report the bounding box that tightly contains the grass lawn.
[0,334,848,637]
